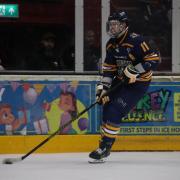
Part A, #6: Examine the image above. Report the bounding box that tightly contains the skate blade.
[88,158,106,164]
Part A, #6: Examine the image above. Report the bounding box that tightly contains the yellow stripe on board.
[1,135,180,154]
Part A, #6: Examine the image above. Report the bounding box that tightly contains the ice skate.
[88,137,114,164]
[88,146,110,163]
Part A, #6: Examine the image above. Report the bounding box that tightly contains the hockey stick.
[2,80,122,164]
[2,101,97,164]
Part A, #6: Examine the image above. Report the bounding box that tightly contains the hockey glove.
[122,64,140,84]
[96,82,111,105]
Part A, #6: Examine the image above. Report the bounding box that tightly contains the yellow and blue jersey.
[103,30,161,82]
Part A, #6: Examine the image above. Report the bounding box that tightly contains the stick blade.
[2,157,22,164]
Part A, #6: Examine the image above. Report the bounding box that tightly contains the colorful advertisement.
[0,79,180,136]
[118,82,180,135]
[0,80,96,135]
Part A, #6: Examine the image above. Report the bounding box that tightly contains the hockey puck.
[3,160,13,164]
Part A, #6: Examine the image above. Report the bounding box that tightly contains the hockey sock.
[100,136,115,150]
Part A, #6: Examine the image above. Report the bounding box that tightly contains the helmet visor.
[106,20,126,37]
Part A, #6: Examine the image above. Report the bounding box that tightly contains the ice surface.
[1,152,180,180]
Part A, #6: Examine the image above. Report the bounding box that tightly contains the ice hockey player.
[88,11,161,163]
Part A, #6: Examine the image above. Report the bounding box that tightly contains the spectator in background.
[0,58,5,70]
[61,36,75,71]
[84,30,101,71]
[0,48,10,70]
[27,32,67,71]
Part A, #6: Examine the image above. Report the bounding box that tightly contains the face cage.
[106,20,126,37]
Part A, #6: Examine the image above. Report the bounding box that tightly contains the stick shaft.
[21,101,98,160]
[21,80,122,161]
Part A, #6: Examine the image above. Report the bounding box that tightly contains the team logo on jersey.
[114,55,127,59]
[116,60,131,76]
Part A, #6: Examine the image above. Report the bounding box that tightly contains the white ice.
[1,152,180,180]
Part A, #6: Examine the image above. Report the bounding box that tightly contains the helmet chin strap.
[116,26,128,38]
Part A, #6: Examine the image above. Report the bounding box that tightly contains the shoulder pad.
[106,38,116,50]
[129,33,144,46]
[130,32,140,39]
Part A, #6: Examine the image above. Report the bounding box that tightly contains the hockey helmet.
[108,11,128,23]
[107,11,128,37]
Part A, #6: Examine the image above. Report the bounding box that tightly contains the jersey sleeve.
[133,36,161,72]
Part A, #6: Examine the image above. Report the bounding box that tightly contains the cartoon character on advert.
[0,104,26,135]
[58,91,77,133]
[44,82,89,134]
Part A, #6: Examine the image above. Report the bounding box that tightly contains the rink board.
[1,135,180,153]
[0,75,180,153]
